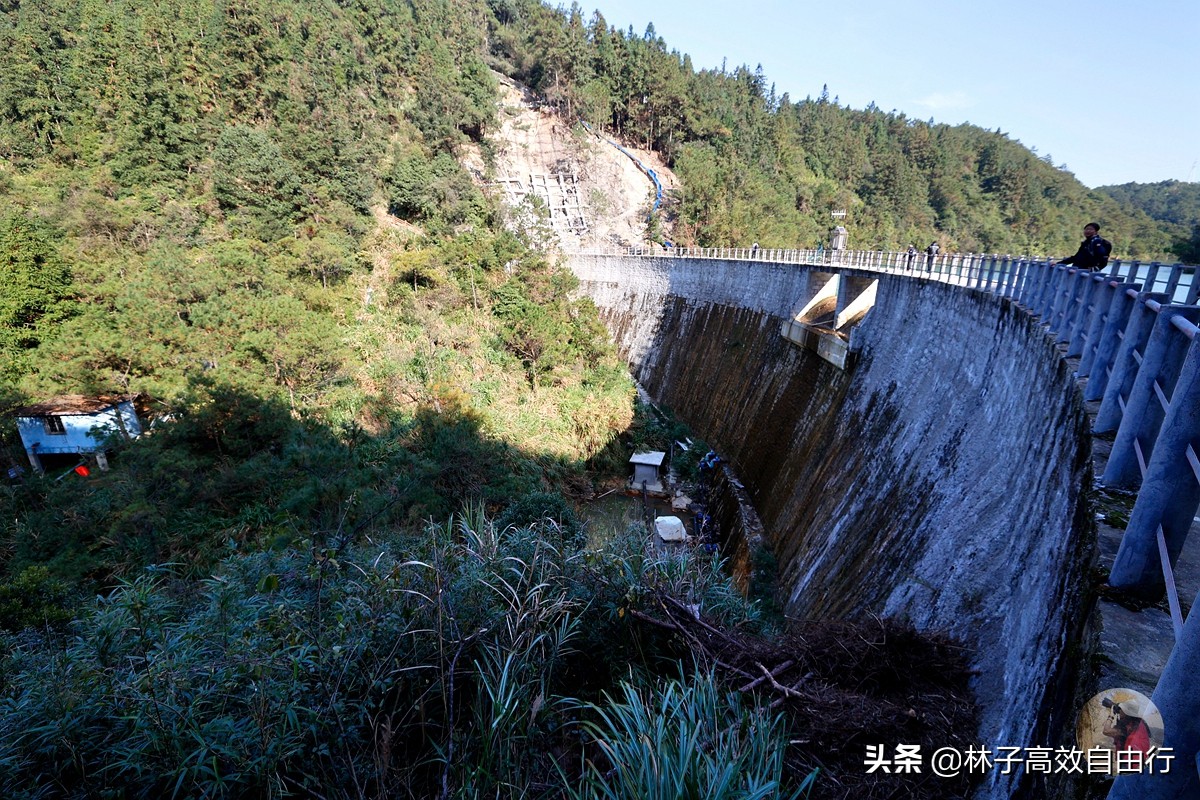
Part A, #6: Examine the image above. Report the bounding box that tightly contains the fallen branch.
[737,659,795,692]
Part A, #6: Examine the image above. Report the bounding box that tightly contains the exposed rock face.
[570,254,1094,800]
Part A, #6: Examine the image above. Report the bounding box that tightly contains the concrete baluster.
[1056,271,1084,335]
[1103,304,1200,488]
[973,255,990,290]
[1065,272,1098,355]
[1108,308,1200,595]
[1106,586,1200,800]
[1015,259,1034,304]
[1002,255,1015,296]
[1095,292,1170,433]
[1046,264,1071,321]
[1145,262,1162,292]
[1015,258,1032,300]
[1084,283,1142,402]
[1022,263,1051,311]
[1078,278,1115,377]
[1041,261,1062,311]
[1018,259,1041,306]
[1046,267,1073,332]
[1029,262,1052,313]
[1043,265,1068,323]
[1052,268,1074,334]
[1131,261,1147,287]
[1165,264,1184,302]
[1003,257,1020,298]
[983,256,995,293]
[1070,272,1094,347]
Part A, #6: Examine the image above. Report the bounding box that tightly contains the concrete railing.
[576,245,1200,798]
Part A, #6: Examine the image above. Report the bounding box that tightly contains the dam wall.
[570,254,1095,800]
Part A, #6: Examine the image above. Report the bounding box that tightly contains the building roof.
[14,395,127,418]
[629,451,666,467]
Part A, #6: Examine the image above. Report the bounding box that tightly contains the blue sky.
[588,0,1200,188]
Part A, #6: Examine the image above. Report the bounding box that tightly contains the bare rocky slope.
[462,74,677,251]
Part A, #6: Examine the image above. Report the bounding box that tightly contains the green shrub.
[495,491,584,546]
[0,566,74,632]
[567,671,816,800]
[0,504,783,798]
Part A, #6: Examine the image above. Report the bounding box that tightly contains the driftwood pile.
[630,593,980,800]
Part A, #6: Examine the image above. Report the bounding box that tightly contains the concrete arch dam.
[569,253,1094,798]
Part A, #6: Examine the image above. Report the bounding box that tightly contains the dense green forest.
[0,0,654,793]
[1097,180,1200,263]
[8,0,1184,794]
[490,1,1194,260]
[0,0,635,557]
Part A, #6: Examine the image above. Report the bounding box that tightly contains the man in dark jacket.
[1057,223,1113,269]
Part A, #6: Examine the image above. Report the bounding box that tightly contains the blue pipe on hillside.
[579,121,663,221]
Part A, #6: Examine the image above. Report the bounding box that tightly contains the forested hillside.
[1097,179,1200,263]
[0,0,1140,795]
[0,0,637,579]
[488,1,1180,259]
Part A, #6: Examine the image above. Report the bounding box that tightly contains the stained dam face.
[569,253,1094,800]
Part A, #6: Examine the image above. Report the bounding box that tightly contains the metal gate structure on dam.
[571,246,1200,800]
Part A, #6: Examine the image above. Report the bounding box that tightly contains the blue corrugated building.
[14,396,142,474]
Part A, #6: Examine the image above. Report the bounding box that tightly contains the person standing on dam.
[1056,222,1113,269]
